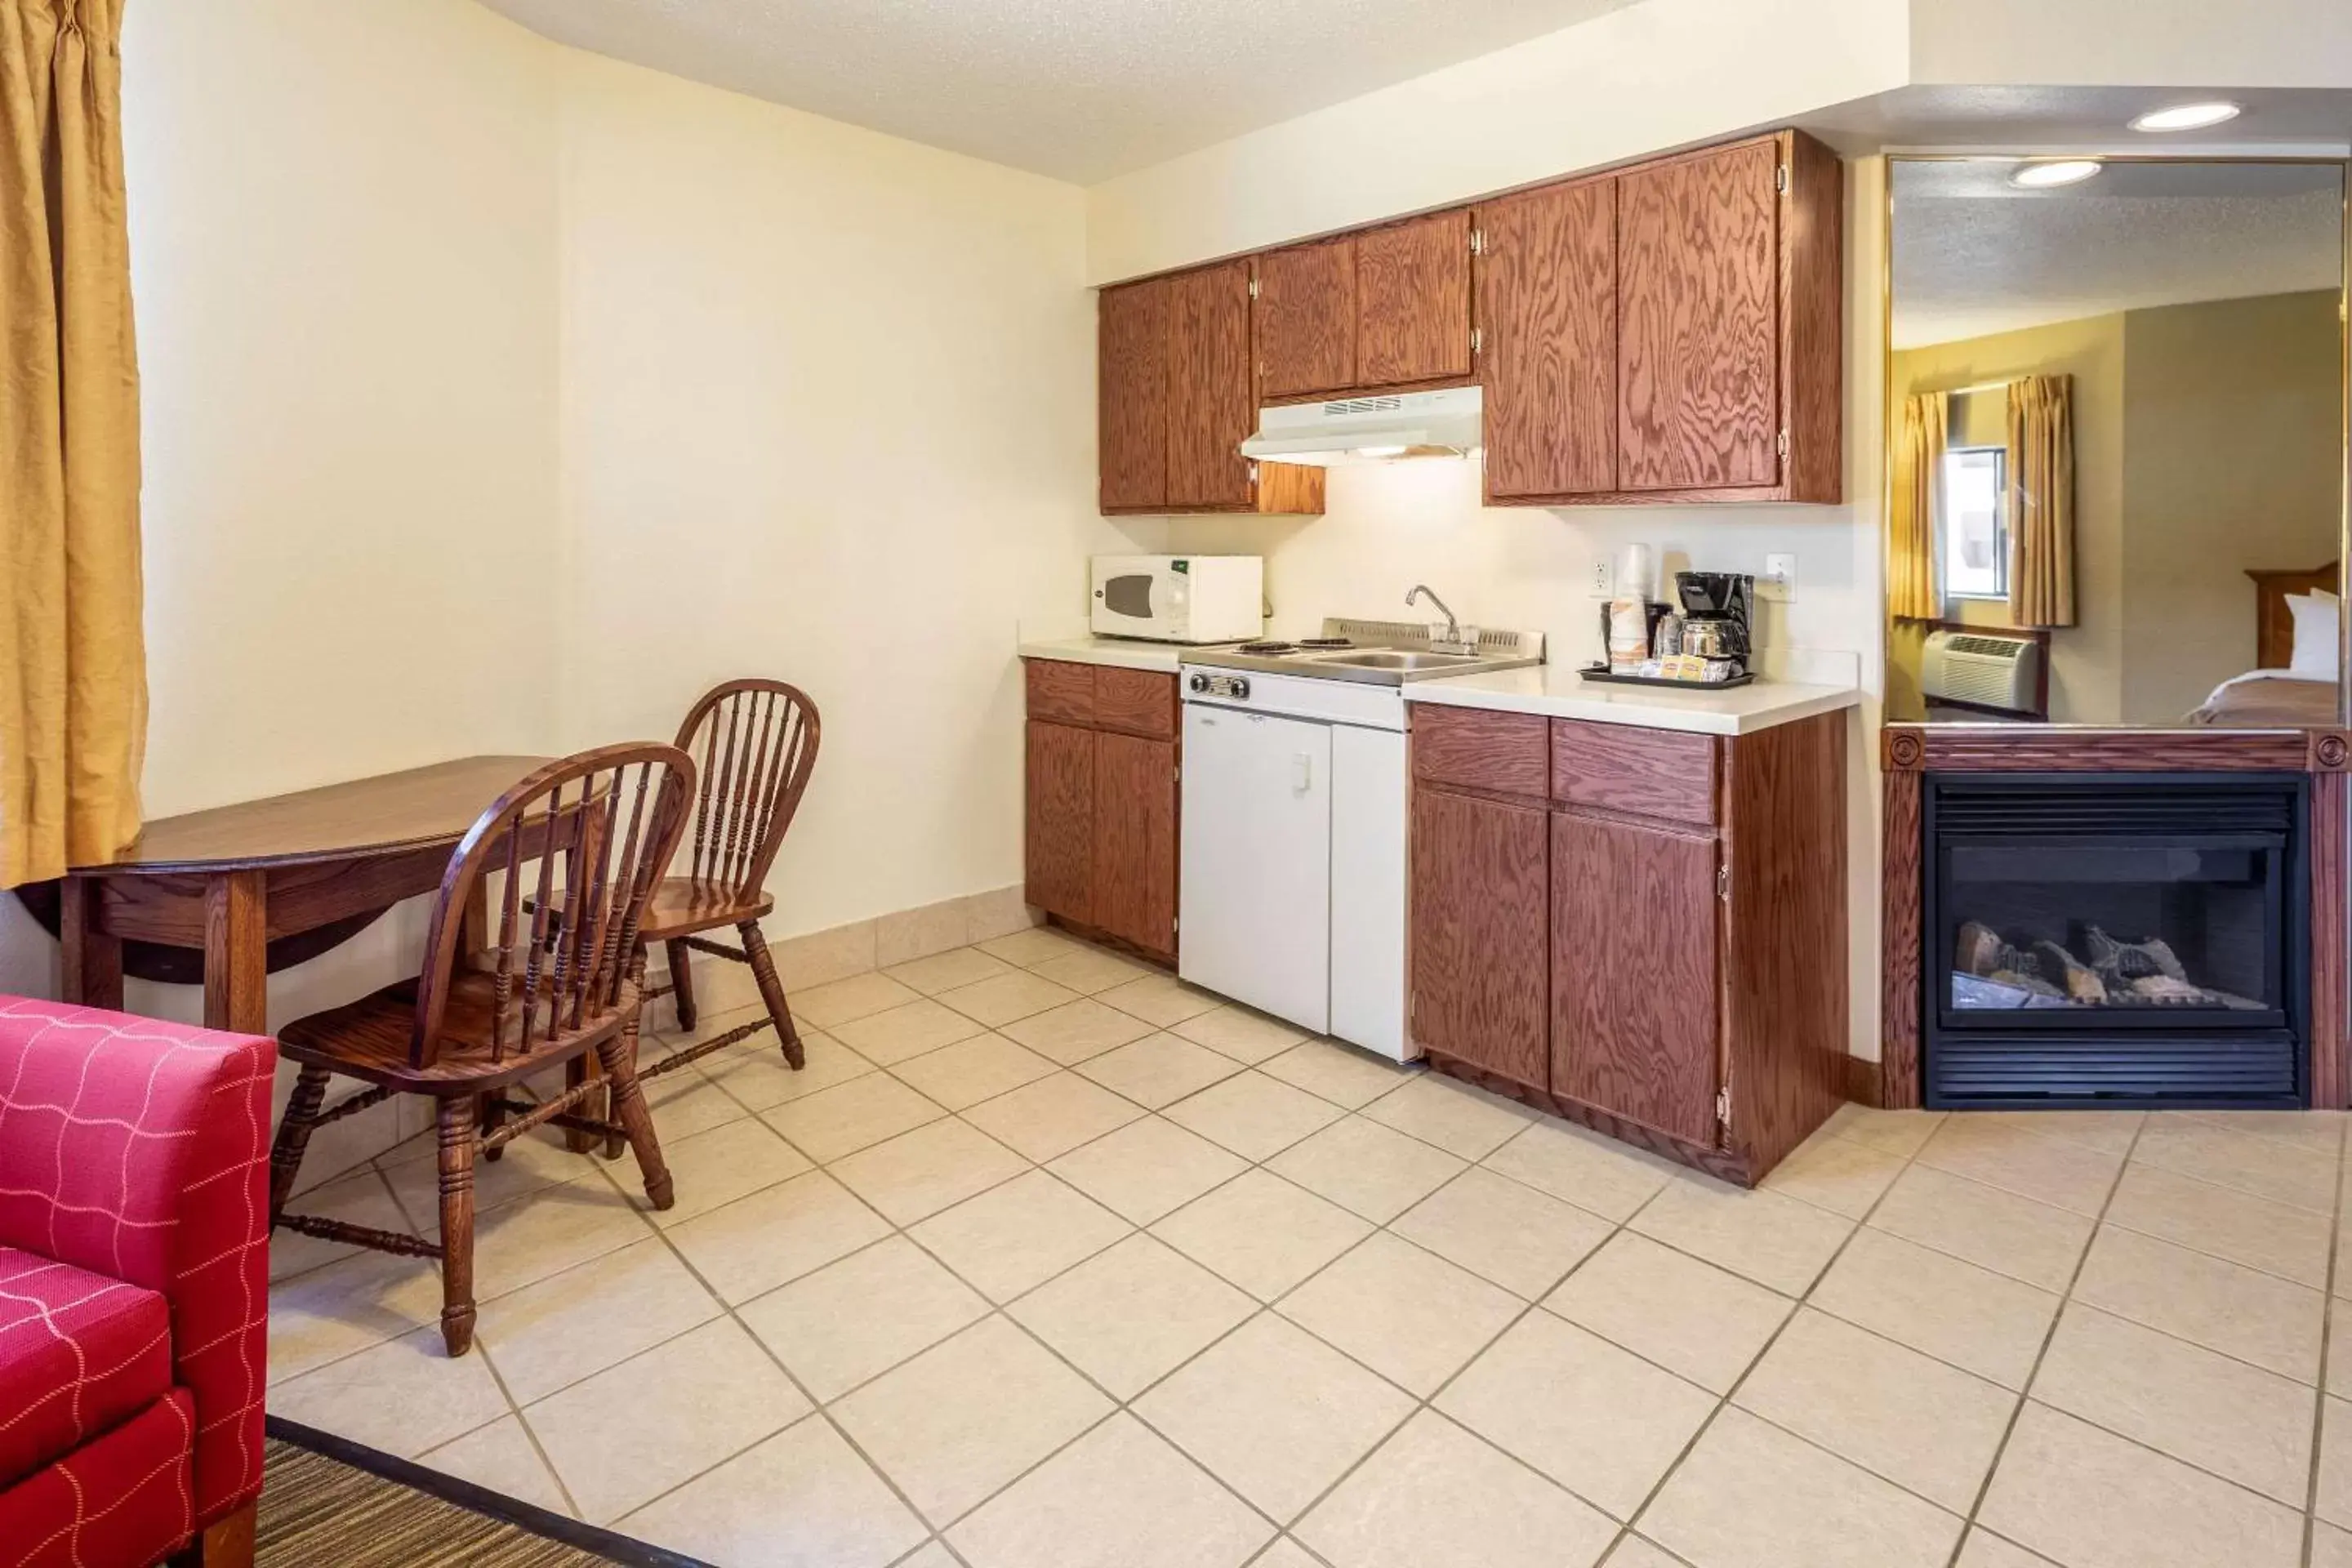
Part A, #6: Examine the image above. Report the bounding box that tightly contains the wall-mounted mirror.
[1885,157,2349,728]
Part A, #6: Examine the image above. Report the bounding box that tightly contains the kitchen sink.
[1315,650,1481,671]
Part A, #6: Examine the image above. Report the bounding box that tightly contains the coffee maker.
[1674,571,1753,674]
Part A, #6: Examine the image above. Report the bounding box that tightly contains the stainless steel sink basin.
[1316,650,1481,670]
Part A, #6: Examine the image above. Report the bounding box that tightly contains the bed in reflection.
[2189,564,2341,727]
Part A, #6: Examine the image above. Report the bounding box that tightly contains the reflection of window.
[1940,445,2007,601]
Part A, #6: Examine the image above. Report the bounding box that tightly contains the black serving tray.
[1578,663,1755,691]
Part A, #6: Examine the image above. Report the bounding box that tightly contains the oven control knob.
[1188,673,1209,693]
[1230,678,1250,700]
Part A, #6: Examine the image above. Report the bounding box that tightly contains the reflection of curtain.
[1,0,145,887]
[2007,374,2076,629]
[1887,391,1947,621]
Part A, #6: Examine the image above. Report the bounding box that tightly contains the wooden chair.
[631,679,821,1097]
[265,744,696,1356]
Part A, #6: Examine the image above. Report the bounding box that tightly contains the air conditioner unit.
[1921,630,2042,714]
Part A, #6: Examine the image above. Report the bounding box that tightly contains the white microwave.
[1091,555,1263,644]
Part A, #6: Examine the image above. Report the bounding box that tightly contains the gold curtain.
[1886,390,1947,621]
[2006,373,2077,629]
[2,0,145,888]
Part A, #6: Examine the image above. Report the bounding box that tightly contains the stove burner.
[1296,637,1355,648]
[1236,640,1297,654]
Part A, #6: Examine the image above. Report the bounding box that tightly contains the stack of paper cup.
[1621,542,1656,604]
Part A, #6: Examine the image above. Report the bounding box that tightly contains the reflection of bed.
[2188,563,2341,726]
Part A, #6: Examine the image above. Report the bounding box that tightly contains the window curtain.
[1886,390,1947,621]
[1,0,145,888]
[2006,373,2077,629]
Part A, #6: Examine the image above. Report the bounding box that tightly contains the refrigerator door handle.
[1292,753,1313,792]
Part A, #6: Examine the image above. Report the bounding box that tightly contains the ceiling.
[1891,158,2346,348]
[477,0,1637,184]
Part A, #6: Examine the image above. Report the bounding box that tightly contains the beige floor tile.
[2326,1399,2352,1528]
[1151,1169,1374,1302]
[1277,1232,1520,1396]
[525,1316,809,1524]
[417,1414,573,1517]
[472,1236,722,1405]
[1251,1542,1325,1568]
[666,1169,893,1305]
[635,1116,815,1226]
[829,1117,1030,1226]
[1392,1166,1613,1299]
[2071,1225,2323,1382]
[633,1063,759,1142]
[1545,1232,1791,1396]
[1977,1401,2302,1568]
[266,1245,446,1385]
[1078,1032,1247,1108]
[2315,1521,2352,1568]
[1135,1313,1414,1523]
[1481,1119,1675,1223]
[1000,999,1158,1065]
[1604,1540,1693,1568]
[1258,1039,1418,1109]
[893,1033,1058,1111]
[2132,1120,2339,1214]
[1955,1531,2063,1568]
[1967,1109,2146,1156]
[979,926,1091,968]
[1437,1312,1713,1520]
[1808,1228,2059,1390]
[950,1412,1270,1568]
[270,1324,511,1459]
[2104,1160,2332,1286]
[378,1125,602,1235]
[1268,1116,1467,1224]
[1734,1308,2016,1512]
[938,970,1085,1028]
[619,1413,929,1568]
[1170,1004,1312,1064]
[831,1316,1114,1526]
[1865,1164,2095,1293]
[650,995,770,1054]
[1819,1103,1945,1157]
[762,1072,947,1165]
[2033,1301,2314,1505]
[1027,947,1156,996]
[1095,973,1225,1028]
[896,1547,959,1568]
[702,1030,874,1111]
[1011,1233,1256,1397]
[1049,1116,1249,1224]
[876,899,976,969]
[737,1236,988,1402]
[1628,1174,1855,1296]
[961,1071,1146,1162]
[770,921,877,992]
[1638,1407,1961,1568]
[910,1169,1134,1303]
[1296,1410,1617,1568]
[2180,1108,2346,1156]
[1165,1071,1344,1161]
[1916,1117,2123,1217]
[1757,1131,1907,1220]
[887,947,1019,996]
[271,1168,414,1284]
[1359,1074,1535,1160]
[2335,1298,2352,1396]
[795,971,924,1027]
[463,1180,657,1303]
[829,998,989,1065]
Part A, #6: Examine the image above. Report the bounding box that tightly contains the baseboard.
[1845,1053,1884,1109]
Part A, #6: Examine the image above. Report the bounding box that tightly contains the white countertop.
[1405,666,1860,736]
[1018,636,1196,675]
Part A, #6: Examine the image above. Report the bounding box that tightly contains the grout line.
[2301,1118,2346,1568]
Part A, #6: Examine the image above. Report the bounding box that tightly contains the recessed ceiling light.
[2130,100,2242,133]
[2010,159,2105,189]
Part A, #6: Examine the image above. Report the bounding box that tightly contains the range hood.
[1239,385,1481,466]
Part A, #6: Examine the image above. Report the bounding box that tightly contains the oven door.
[1092,563,1186,639]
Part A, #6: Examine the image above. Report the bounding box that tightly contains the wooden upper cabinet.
[1255,237,1356,400]
[1478,177,1618,501]
[1098,278,1168,512]
[1164,261,1255,510]
[1356,211,1473,389]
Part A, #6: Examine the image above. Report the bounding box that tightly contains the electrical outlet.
[1589,559,1615,599]
[1760,552,1797,604]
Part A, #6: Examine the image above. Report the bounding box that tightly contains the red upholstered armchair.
[0,1000,273,1568]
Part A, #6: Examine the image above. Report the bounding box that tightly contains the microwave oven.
[1090,555,1264,644]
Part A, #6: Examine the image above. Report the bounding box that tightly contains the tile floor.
[267,925,2352,1568]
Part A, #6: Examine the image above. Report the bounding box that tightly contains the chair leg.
[599,1031,674,1211]
[268,1065,332,1223]
[479,1090,505,1163]
[604,955,645,1162]
[561,1056,604,1156]
[741,921,804,1071]
[435,1098,479,1357]
[167,1499,255,1568]
[666,938,697,1031]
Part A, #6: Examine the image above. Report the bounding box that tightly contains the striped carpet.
[258,1438,619,1568]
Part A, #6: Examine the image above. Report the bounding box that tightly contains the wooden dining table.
[52,756,549,1035]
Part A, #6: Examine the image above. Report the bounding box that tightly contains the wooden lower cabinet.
[1094,732,1177,955]
[1023,660,1181,963]
[1025,719,1095,926]
[1410,788,1548,1090]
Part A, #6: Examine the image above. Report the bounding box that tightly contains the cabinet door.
[1480,179,1617,499]
[1256,238,1356,400]
[1026,720,1095,924]
[1551,812,1720,1145]
[1357,210,1472,388]
[1098,278,1169,510]
[1410,788,1548,1089]
[1094,732,1177,956]
[1616,140,1780,492]
[1165,261,1255,509]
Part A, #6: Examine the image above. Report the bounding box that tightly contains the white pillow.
[2287,589,2340,675]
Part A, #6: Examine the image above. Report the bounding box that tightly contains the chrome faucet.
[1405,585,1474,653]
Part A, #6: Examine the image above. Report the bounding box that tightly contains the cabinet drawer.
[1551,719,1717,826]
[1094,668,1178,740]
[1025,659,1096,727]
[1412,706,1549,799]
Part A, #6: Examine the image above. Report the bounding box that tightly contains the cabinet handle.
[1293,754,1313,792]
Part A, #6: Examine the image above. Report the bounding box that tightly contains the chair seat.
[0,1248,172,1489]
[637,878,774,941]
[279,973,626,1094]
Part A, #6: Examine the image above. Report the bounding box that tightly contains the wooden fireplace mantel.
[1878,724,2351,1110]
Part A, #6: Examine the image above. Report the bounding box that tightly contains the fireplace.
[1923,773,2307,1107]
